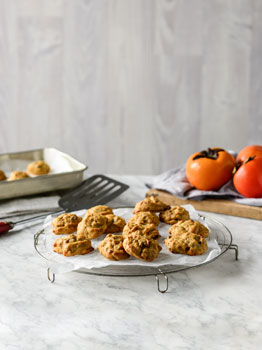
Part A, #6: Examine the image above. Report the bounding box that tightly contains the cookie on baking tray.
[122,223,161,240]
[77,213,108,240]
[53,234,94,257]
[86,205,113,217]
[133,196,170,214]
[52,213,82,235]
[164,232,208,256]
[0,170,6,181]
[123,231,162,262]
[98,234,130,261]
[7,171,29,181]
[169,219,209,238]
[105,214,126,233]
[128,211,160,227]
[27,160,50,176]
[159,206,190,225]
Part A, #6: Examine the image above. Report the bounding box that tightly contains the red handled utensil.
[0,221,15,234]
[0,174,129,235]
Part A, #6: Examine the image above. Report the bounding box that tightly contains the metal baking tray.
[0,148,87,200]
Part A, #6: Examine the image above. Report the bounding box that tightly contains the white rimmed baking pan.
[0,148,87,200]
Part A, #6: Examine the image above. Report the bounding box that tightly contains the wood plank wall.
[0,0,261,175]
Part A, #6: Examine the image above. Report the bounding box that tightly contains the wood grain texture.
[16,16,63,150]
[201,0,252,152]
[249,0,262,143]
[153,55,202,172]
[0,0,18,151]
[107,0,156,174]
[155,0,203,55]
[63,0,108,173]
[0,0,261,175]
[146,189,262,220]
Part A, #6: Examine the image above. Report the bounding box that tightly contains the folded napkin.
[146,167,262,207]
[0,194,61,218]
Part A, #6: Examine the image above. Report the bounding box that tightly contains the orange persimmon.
[233,156,262,198]
[236,145,262,164]
[186,148,235,191]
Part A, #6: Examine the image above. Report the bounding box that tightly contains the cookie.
[133,196,170,214]
[105,214,126,233]
[123,232,162,262]
[128,211,160,227]
[122,223,161,240]
[53,234,94,257]
[159,206,190,225]
[27,160,50,176]
[77,213,108,240]
[86,205,113,217]
[7,171,29,181]
[0,170,6,181]
[98,234,130,261]
[164,232,208,256]
[52,213,82,235]
[197,222,210,238]
[169,219,209,238]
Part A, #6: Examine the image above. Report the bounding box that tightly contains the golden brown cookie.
[197,222,209,238]
[98,234,130,261]
[159,206,190,225]
[164,232,208,256]
[133,196,170,214]
[86,205,113,217]
[77,213,108,240]
[167,224,188,237]
[0,170,6,181]
[122,223,161,240]
[53,234,94,257]
[7,171,29,181]
[27,160,50,176]
[128,211,160,227]
[123,232,162,262]
[52,213,82,235]
[105,214,126,233]
[169,219,209,238]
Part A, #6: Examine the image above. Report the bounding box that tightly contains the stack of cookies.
[128,196,209,257]
[158,203,209,256]
[51,196,209,261]
[51,203,163,262]
[52,206,126,258]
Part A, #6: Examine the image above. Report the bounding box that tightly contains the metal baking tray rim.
[0,147,87,199]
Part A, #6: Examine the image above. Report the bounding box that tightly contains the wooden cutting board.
[146,189,262,220]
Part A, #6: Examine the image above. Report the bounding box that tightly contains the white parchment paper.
[40,206,221,273]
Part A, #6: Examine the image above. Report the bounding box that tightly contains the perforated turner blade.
[59,174,129,211]
[0,175,129,234]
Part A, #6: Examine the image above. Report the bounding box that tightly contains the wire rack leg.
[155,270,168,293]
[47,267,55,283]
[229,244,239,260]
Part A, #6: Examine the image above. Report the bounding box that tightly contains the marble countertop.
[1,175,262,350]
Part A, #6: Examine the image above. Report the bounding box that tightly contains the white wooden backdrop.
[0,0,261,175]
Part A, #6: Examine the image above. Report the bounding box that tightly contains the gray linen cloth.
[0,194,60,218]
[146,167,262,207]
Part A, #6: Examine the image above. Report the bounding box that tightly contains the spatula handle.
[0,222,14,234]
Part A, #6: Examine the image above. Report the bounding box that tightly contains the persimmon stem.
[234,156,256,174]
[243,156,256,164]
[193,148,224,160]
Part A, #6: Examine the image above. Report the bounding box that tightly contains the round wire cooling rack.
[34,213,239,293]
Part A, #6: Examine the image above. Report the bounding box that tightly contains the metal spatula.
[0,174,129,234]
